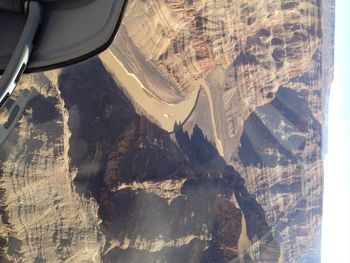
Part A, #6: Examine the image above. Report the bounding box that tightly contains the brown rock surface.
[0,0,334,261]
[114,0,325,158]
[0,57,281,262]
[58,58,279,262]
[111,0,335,262]
[0,73,104,262]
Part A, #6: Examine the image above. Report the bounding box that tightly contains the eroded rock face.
[0,73,103,262]
[0,56,280,263]
[233,86,323,262]
[112,0,334,262]
[57,58,279,262]
[0,0,333,261]
[115,0,324,158]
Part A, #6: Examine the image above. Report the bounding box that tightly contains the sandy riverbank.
[99,49,224,156]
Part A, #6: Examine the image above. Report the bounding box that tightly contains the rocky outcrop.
[0,73,103,262]
[112,0,334,262]
[58,58,280,262]
[0,0,334,261]
[233,86,323,262]
[114,0,324,159]
[0,54,280,263]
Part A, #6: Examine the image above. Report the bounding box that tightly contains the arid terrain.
[0,59,279,262]
[0,0,334,262]
[107,0,334,262]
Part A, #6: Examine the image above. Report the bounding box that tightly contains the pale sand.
[230,192,251,262]
[199,79,224,156]
[100,49,199,132]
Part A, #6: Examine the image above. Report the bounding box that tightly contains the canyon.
[0,0,334,262]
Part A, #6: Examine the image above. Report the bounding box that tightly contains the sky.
[321,0,350,262]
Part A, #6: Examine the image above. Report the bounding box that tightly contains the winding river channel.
[99,49,224,156]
